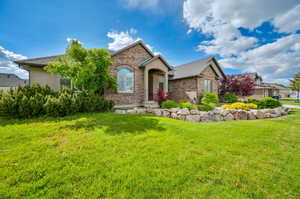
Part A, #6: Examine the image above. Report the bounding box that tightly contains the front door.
[148,74,154,100]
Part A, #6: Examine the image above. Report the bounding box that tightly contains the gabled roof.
[15,54,64,67]
[14,40,152,67]
[0,73,28,87]
[139,55,173,70]
[171,56,225,80]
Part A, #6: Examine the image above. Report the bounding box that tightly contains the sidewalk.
[283,104,300,109]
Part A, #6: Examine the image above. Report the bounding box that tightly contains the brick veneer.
[169,65,220,102]
[104,43,152,106]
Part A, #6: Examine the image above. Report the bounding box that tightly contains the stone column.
[164,72,168,92]
[144,68,148,102]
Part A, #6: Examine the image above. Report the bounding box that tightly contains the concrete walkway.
[283,104,300,109]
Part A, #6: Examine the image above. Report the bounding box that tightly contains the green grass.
[1,111,300,199]
[280,101,300,106]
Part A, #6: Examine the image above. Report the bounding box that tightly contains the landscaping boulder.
[190,109,201,115]
[136,109,146,114]
[177,108,190,115]
[169,108,180,113]
[199,112,211,122]
[115,109,126,114]
[247,111,256,120]
[127,109,137,114]
[186,115,201,122]
[224,113,234,121]
[162,110,170,117]
[233,110,248,120]
[153,109,162,116]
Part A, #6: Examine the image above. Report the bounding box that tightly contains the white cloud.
[66,37,83,44]
[0,46,28,79]
[273,4,300,33]
[107,29,139,51]
[107,29,160,55]
[121,0,159,9]
[220,34,300,83]
[183,0,300,83]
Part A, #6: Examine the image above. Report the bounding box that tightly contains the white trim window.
[117,68,134,93]
[204,79,212,93]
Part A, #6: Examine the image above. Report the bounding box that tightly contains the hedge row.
[0,84,114,118]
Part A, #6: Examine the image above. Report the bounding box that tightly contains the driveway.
[283,104,300,109]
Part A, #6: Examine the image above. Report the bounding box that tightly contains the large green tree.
[45,40,116,94]
[289,72,300,102]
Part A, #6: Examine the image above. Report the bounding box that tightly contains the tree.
[45,40,116,94]
[289,72,300,102]
[220,75,255,97]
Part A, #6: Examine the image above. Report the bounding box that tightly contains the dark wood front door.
[148,74,153,100]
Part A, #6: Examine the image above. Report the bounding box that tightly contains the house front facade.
[15,41,226,107]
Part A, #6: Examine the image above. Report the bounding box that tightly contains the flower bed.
[114,107,289,122]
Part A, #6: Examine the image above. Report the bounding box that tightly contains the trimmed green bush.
[198,103,216,111]
[201,93,219,105]
[224,93,238,103]
[0,85,114,118]
[161,100,178,109]
[260,97,282,108]
[179,102,197,110]
[247,97,281,109]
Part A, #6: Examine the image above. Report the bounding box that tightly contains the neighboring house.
[15,40,225,107]
[232,73,291,98]
[0,73,28,91]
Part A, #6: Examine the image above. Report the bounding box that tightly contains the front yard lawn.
[1,110,300,198]
[280,101,300,106]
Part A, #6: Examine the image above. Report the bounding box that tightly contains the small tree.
[45,40,116,94]
[220,75,255,97]
[289,72,300,102]
[154,88,170,106]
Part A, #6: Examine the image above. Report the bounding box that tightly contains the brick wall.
[104,44,152,106]
[169,65,219,102]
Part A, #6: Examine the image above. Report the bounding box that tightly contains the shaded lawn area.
[0,111,300,199]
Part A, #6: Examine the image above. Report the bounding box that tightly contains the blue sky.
[0,0,300,84]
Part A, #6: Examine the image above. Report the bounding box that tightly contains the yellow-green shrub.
[221,102,257,110]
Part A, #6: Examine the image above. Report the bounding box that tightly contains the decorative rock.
[224,113,234,121]
[126,109,137,114]
[162,110,170,117]
[115,109,126,114]
[255,110,265,119]
[186,115,201,122]
[153,109,162,116]
[170,112,177,119]
[247,111,256,120]
[136,109,146,114]
[169,108,180,113]
[199,112,211,122]
[233,110,247,120]
[178,115,186,120]
[190,109,200,115]
[177,108,190,115]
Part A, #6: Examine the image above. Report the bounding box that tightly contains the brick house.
[15,41,226,107]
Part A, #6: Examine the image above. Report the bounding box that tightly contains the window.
[159,82,164,90]
[117,68,134,93]
[60,76,72,90]
[204,80,212,93]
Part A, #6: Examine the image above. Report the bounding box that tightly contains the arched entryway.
[148,69,167,101]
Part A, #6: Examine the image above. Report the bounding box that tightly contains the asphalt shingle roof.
[171,57,213,80]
